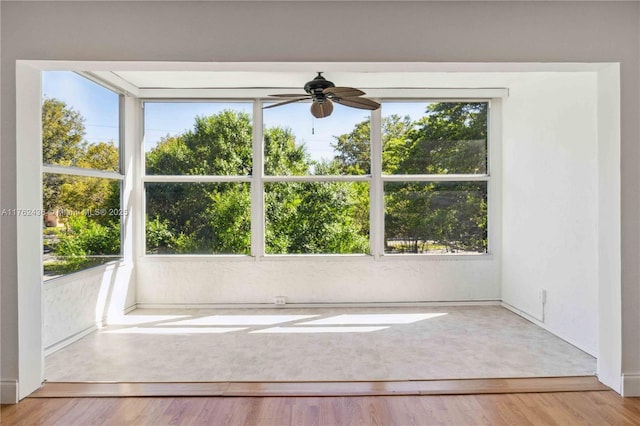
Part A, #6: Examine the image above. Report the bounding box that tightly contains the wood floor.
[29,376,609,398]
[2,391,640,425]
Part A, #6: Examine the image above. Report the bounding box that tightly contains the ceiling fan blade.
[310,100,334,118]
[268,94,311,98]
[332,96,380,110]
[263,97,309,109]
[324,86,365,98]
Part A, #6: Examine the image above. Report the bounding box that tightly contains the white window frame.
[42,72,127,280]
[378,99,495,258]
[140,93,501,260]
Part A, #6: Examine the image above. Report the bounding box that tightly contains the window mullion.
[252,99,265,258]
[370,107,383,259]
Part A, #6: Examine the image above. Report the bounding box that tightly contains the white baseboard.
[501,302,597,359]
[44,304,138,356]
[135,300,501,310]
[622,373,640,397]
[44,325,98,357]
[1,380,19,404]
[122,304,137,315]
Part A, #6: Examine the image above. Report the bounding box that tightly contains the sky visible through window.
[43,71,430,164]
[42,72,120,146]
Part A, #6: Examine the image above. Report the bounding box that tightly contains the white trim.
[379,253,493,261]
[370,107,383,258]
[136,300,502,310]
[502,302,596,358]
[501,300,543,324]
[263,175,370,182]
[487,98,502,257]
[16,62,45,400]
[138,88,509,99]
[251,100,265,258]
[44,259,126,284]
[596,63,622,393]
[622,373,640,397]
[43,165,124,180]
[143,254,255,261]
[381,174,489,182]
[44,302,137,358]
[44,325,98,357]
[144,175,252,183]
[14,60,623,401]
[141,253,494,262]
[1,381,19,404]
[137,100,147,259]
[20,61,611,74]
[85,71,140,97]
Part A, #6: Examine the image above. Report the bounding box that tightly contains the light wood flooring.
[3,391,640,425]
[30,376,609,398]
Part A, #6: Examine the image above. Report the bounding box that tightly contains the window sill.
[141,253,495,262]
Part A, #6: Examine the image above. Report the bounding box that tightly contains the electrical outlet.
[274,296,286,305]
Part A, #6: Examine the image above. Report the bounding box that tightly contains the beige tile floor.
[45,305,596,382]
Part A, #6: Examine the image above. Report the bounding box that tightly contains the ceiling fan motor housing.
[304,73,335,103]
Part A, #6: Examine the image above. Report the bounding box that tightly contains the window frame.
[378,99,492,257]
[140,94,500,260]
[42,72,126,280]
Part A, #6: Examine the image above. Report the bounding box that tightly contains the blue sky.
[42,71,121,145]
[43,71,429,163]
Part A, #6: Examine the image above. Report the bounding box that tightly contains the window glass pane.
[42,71,120,172]
[146,182,251,254]
[382,102,488,175]
[384,181,487,254]
[43,174,122,280]
[265,182,369,254]
[264,102,370,175]
[144,103,253,176]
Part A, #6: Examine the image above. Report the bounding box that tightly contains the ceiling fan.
[264,72,380,118]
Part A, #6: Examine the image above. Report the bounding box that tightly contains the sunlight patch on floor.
[297,313,447,325]
[103,327,246,334]
[106,315,191,325]
[160,314,319,326]
[251,326,389,333]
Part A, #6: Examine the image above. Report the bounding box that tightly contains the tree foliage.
[145,111,369,254]
[383,102,488,253]
[43,96,489,267]
[42,98,121,276]
[42,98,86,166]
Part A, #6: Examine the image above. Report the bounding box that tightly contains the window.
[143,99,490,258]
[144,102,253,254]
[42,72,123,279]
[382,102,489,254]
[263,102,370,254]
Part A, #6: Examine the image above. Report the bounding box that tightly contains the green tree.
[42,98,86,166]
[42,98,122,275]
[331,115,414,175]
[383,102,488,253]
[145,111,254,254]
[42,98,86,212]
[398,102,487,175]
[146,110,370,255]
[57,142,120,225]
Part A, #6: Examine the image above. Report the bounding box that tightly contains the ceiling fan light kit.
[265,72,381,118]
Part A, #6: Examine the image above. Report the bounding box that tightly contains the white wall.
[43,262,135,352]
[502,73,599,355]
[138,257,499,305]
[2,1,638,400]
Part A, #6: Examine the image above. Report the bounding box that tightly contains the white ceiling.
[76,61,603,92]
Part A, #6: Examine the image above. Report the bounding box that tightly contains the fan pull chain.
[311,117,315,135]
